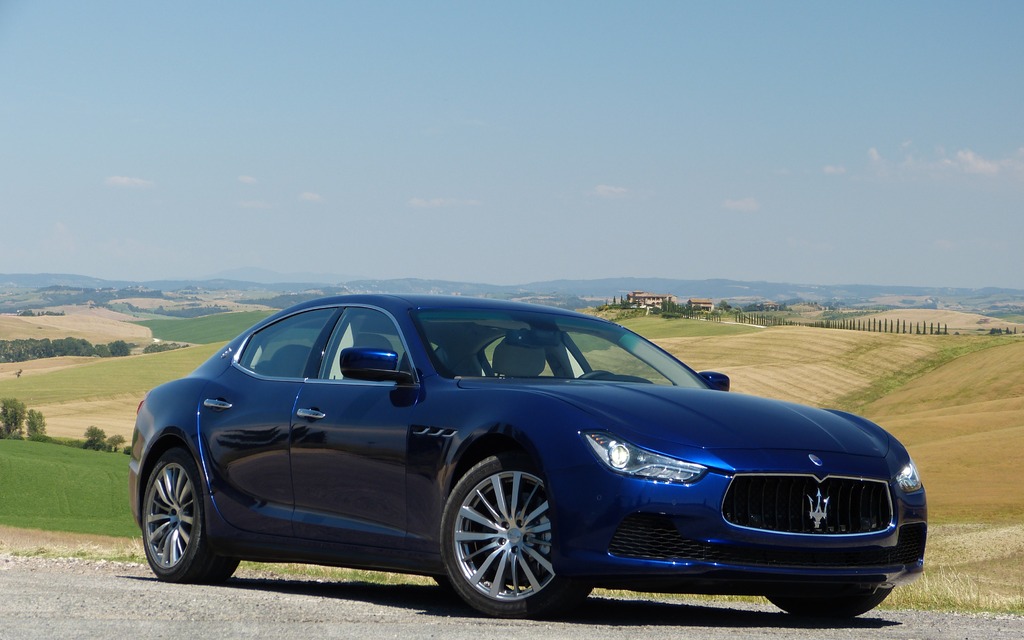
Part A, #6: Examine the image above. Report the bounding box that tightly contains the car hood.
[456,379,890,459]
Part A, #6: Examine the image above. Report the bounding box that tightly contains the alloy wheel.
[452,469,554,601]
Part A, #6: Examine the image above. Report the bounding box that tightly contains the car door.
[289,305,419,546]
[199,307,338,536]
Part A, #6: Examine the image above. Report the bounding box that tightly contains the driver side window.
[320,307,409,380]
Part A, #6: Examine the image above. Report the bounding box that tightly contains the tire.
[440,453,591,618]
[142,448,239,584]
[768,587,893,618]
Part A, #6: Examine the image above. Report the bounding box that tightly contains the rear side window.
[238,308,336,378]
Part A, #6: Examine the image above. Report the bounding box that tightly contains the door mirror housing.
[339,348,414,384]
[699,371,730,392]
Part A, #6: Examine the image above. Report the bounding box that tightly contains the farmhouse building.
[687,298,715,312]
[626,291,677,309]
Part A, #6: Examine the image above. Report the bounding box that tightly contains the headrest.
[492,339,545,378]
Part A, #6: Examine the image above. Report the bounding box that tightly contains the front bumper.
[545,464,927,594]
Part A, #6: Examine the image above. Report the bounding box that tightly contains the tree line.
[0,397,127,452]
[0,337,133,363]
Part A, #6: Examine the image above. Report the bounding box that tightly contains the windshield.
[413,308,707,388]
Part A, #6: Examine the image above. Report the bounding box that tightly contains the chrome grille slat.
[722,474,893,535]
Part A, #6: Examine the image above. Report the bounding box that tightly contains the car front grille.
[608,514,926,568]
[722,474,893,535]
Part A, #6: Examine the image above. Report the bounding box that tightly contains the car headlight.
[582,431,707,484]
[896,460,923,493]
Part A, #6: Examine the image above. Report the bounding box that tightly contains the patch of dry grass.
[0,525,143,563]
[886,524,1024,612]
[655,325,942,407]
[863,340,1024,524]
[0,309,152,344]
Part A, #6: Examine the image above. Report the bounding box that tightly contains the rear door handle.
[296,408,326,420]
[203,398,233,411]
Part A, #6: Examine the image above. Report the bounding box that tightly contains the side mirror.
[339,347,414,384]
[699,371,730,392]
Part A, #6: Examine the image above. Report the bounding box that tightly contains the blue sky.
[1,1,1022,288]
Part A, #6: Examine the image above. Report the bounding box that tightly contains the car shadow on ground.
[154,574,900,630]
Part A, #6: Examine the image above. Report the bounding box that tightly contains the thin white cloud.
[722,197,760,213]
[823,165,846,175]
[408,197,482,208]
[954,149,1000,175]
[298,192,324,203]
[105,176,155,188]
[868,144,1022,178]
[238,175,258,184]
[592,184,628,198]
[934,239,955,251]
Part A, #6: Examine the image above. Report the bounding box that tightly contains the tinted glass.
[238,308,336,378]
[319,306,411,380]
[413,308,706,387]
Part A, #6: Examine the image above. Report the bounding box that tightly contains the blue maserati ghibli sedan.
[129,294,926,619]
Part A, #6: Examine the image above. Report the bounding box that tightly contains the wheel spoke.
[464,540,501,562]
[153,471,173,509]
[522,500,549,527]
[473,487,504,525]
[488,549,511,597]
[521,542,554,575]
[515,549,544,592]
[489,475,511,522]
[469,545,504,585]
[508,472,521,523]
[455,530,502,542]
[459,504,501,531]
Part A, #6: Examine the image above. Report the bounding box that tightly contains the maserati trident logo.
[807,488,830,531]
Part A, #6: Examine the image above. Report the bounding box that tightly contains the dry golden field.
[0,307,151,344]
[861,308,1020,336]
[656,325,941,407]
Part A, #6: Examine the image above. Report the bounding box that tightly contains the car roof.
[282,293,591,318]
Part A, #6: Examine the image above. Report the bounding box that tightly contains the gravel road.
[1,554,1020,640]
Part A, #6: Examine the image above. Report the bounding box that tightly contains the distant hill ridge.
[2,272,1023,311]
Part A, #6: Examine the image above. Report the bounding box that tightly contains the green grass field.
[0,343,220,406]
[0,439,137,537]
[619,315,761,339]
[135,310,271,344]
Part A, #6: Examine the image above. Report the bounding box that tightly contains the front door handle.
[203,398,233,412]
[296,408,326,420]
